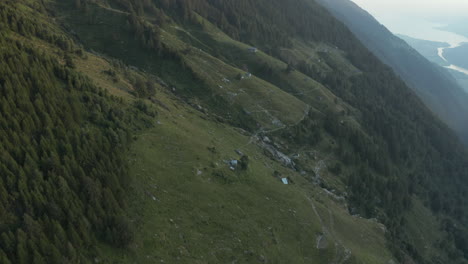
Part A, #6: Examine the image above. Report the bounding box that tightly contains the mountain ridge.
[318,0,468,145]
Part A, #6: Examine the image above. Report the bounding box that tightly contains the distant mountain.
[445,43,468,69]
[450,70,468,93]
[318,0,468,144]
[397,35,468,93]
[397,34,449,66]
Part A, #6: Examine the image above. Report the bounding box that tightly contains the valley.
[397,34,468,91]
[443,43,468,71]
[1,0,468,264]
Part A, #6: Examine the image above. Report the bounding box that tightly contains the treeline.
[105,0,357,50]
[0,1,155,263]
[0,1,76,52]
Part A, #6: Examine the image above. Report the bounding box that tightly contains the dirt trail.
[96,3,130,15]
[237,104,310,150]
[306,196,352,264]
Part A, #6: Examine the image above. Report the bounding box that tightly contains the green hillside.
[1,0,468,263]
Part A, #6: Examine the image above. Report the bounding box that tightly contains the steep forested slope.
[318,0,468,144]
[1,0,468,263]
[0,1,158,262]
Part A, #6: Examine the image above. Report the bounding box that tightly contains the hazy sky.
[351,0,468,17]
[350,0,468,44]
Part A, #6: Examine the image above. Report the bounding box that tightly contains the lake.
[376,15,468,46]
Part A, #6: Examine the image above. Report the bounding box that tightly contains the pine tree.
[0,249,11,264]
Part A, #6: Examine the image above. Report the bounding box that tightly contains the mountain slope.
[318,0,468,144]
[445,44,468,69]
[397,34,468,94]
[2,0,468,263]
[397,34,449,66]
[0,1,160,263]
[56,0,468,262]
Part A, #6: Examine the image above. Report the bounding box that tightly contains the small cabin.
[248,47,258,53]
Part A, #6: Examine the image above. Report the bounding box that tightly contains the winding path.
[306,196,352,264]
